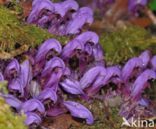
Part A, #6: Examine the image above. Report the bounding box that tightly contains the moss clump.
[0,97,26,129]
[0,6,69,59]
[100,26,156,65]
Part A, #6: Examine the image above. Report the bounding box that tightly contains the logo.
[122,117,155,128]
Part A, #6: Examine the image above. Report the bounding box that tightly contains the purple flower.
[35,39,62,63]
[86,66,121,96]
[131,69,156,101]
[66,7,93,34]
[4,59,20,80]
[75,31,99,45]
[2,94,22,110]
[8,78,24,97]
[62,39,84,59]
[121,57,143,82]
[27,0,54,23]
[25,112,41,126]
[54,0,79,17]
[80,66,106,89]
[41,57,65,78]
[150,55,156,71]
[60,78,84,95]
[35,39,62,74]
[38,88,57,103]
[128,0,148,16]
[139,50,151,68]
[63,101,94,125]
[21,99,45,113]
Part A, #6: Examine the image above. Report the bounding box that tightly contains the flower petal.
[35,39,62,63]
[38,88,57,103]
[122,57,143,82]
[21,99,45,113]
[66,7,93,34]
[131,69,156,101]
[25,112,42,126]
[2,94,22,110]
[80,66,106,89]
[4,59,20,79]
[60,78,84,95]
[63,101,94,125]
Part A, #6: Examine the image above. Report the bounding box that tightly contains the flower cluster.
[1,30,156,126]
[0,31,104,127]
[89,0,148,16]
[27,0,93,35]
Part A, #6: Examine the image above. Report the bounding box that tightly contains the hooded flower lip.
[35,39,62,63]
[63,101,94,125]
[105,66,121,81]
[21,99,45,114]
[151,55,156,71]
[60,78,84,95]
[4,59,20,79]
[27,0,54,23]
[41,57,65,78]
[80,66,106,89]
[54,0,79,17]
[121,57,143,82]
[62,39,84,59]
[66,7,93,34]
[131,69,156,101]
[128,0,148,15]
[139,50,151,68]
[38,88,57,104]
[75,31,99,45]
[8,78,24,97]
[2,94,22,110]
[25,112,42,126]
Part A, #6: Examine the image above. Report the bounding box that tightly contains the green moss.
[0,97,26,129]
[100,26,156,65]
[0,6,69,59]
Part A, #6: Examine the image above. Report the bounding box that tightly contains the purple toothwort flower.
[131,69,156,101]
[60,78,84,95]
[27,0,54,23]
[75,31,99,45]
[66,7,93,34]
[86,66,121,96]
[35,39,62,74]
[8,78,24,97]
[80,66,106,89]
[41,57,65,78]
[63,101,94,125]
[121,57,143,82]
[2,94,22,110]
[62,39,84,59]
[150,55,156,71]
[25,112,42,126]
[21,99,45,113]
[128,0,148,16]
[54,0,79,17]
[38,88,57,103]
[4,59,20,80]
[35,39,62,63]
